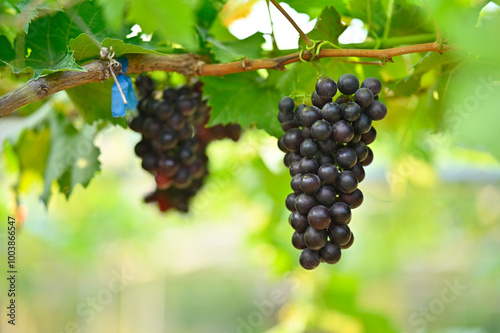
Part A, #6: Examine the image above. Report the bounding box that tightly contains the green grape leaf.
[304,6,347,45]
[16,0,62,34]
[0,35,14,67]
[41,112,101,205]
[208,32,264,63]
[202,72,282,137]
[392,52,458,96]
[13,127,51,180]
[70,34,165,63]
[127,0,198,51]
[0,0,108,78]
[65,79,127,127]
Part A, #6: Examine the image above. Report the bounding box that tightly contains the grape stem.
[269,0,313,47]
[0,41,451,117]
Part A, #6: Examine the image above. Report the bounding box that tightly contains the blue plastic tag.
[111,57,138,117]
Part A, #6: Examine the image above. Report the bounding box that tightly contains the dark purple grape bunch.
[129,76,241,213]
[278,74,386,270]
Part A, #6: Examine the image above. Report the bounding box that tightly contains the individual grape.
[281,119,300,131]
[286,193,298,212]
[178,146,196,164]
[141,153,158,172]
[311,90,331,109]
[307,205,332,230]
[294,103,307,116]
[284,152,303,167]
[337,74,359,95]
[361,77,382,96]
[330,202,352,224]
[278,136,289,153]
[304,226,328,250]
[311,120,333,141]
[178,124,195,142]
[328,224,351,246]
[289,211,309,233]
[348,141,368,162]
[142,118,162,138]
[360,147,373,166]
[297,105,321,127]
[337,170,358,193]
[348,163,366,183]
[155,172,172,190]
[134,140,152,157]
[338,189,364,209]
[349,133,361,144]
[166,112,185,131]
[315,77,337,99]
[283,128,303,152]
[321,102,342,124]
[189,158,205,179]
[353,114,372,134]
[331,120,354,143]
[295,193,316,214]
[315,185,337,207]
[340,234,354,249]
[315,153,336,166]
[158,155,180,177]
[138,98,156,115]
[335,147,358,169]
[300,173,321,194]
[279,96,295,113]
[353,87,374,107]
[299,157,319,174]
[335,95,351,104]
[129,115,145,133]
[135,75,156,98]
[278,111,295,124]
[299,248,320,269]
[289,161,301,176]
[158,128,178,150]
[301,126,312,139]
[317,163,339,185]
[173,167,192,189]
[319,242,342,264]
[318,139,336,154]
[155,101,174,120]
[162,87,177,102]
[292,232,307,250]
[290,174,303,193]
[365,100,387,121]
[342,102,362,122]
[300,139,318,157]
[361,127,377,145]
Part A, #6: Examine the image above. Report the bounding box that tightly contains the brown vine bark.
[0,42,449,117]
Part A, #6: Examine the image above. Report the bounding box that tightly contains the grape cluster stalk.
[278,74,387,270]
[129,76,241,213]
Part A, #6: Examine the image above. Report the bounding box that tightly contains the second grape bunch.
[278,74,387,270]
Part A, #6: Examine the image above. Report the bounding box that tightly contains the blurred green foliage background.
[1,0,500,332]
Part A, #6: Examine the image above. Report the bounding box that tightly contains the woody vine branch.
[0,41,451,117]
